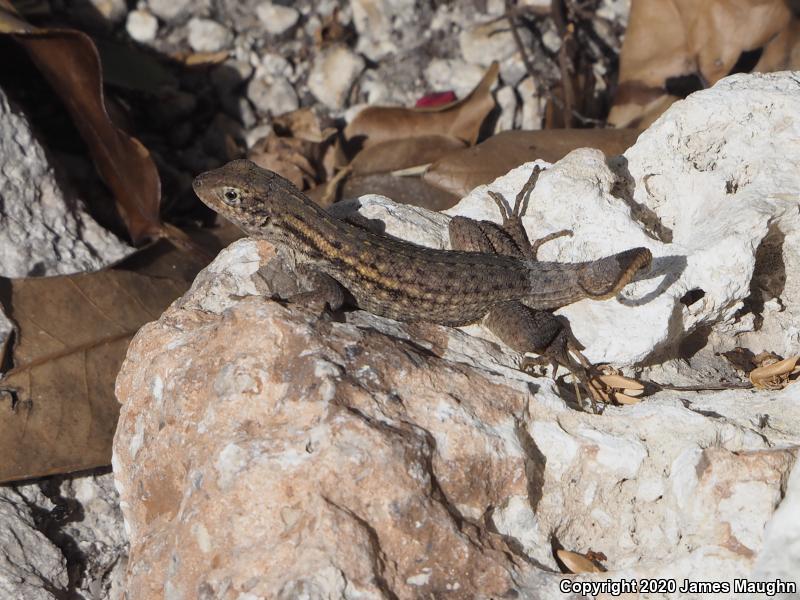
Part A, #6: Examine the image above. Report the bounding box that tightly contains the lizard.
[192,159,652,410]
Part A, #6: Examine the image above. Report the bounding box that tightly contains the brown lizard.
[193,159,652,410]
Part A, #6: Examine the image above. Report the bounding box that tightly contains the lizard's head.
[192,159,291,235]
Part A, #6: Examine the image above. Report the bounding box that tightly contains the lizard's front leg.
[284,267,346,313]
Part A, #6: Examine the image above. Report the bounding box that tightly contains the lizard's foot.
[531,229,573,259]
[281,270,346,317]
[519,325,603,413]
[283,290,335,315]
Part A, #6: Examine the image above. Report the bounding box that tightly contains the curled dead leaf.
[273,107,338,144]
[598,374,644,391]
[749,355,800,390]
[610,0,800,128]
[344,62,498,156]
[248,109,339,190]
[0,0,163,243]
[314,7,353,47]
[556,549,604,574]
[586,369,647,406]
[424,128,639,197]
[350,135,466,176]
[613,391,642,405]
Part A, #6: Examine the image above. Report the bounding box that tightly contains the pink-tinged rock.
[114,196,800,596]
[113,242,546,599]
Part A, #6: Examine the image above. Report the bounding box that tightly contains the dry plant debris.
[0,0,163,244]
[610,0,800,127]
[749,353,800,390]
[556,549,606,574]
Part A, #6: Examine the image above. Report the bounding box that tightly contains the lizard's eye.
[223,189,240,205]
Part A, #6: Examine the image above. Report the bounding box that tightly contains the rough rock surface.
[451,72,800,368]
[0,89,132,277]
[0,472,128,600]
[114,72,800,600]
[308,45,366,110]
[114,237,800,598]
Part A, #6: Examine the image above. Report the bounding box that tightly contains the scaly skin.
[192,160,651,328]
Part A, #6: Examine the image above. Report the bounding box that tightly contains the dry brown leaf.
[0,229,241,484]
[174,50,230,66]
[249,135,321,190]
[314,7,353,47]
[749,355,800,390]
[0,0,163,244]
[424,128,639,197]
[598,373,644,391]
[722,347,759,373]
[556,549,604,574]
[343,62,499,156]
[273,107,338,143]
[614,391,643,405]
[610,0,800,127]
[350,135,466,176]
[306,172,459,211]
[249,108,339,189]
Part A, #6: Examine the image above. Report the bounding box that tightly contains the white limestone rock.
[0,88,131,277]
[146,0,196,22]
[307,45,365,110]
[424,58,485,99]
[517,76,544,130]
[494,85,519,132]
[255,1,300,35]
[246,75,299,117]
[449,72,800,365]
[0,472,127,600]
[125,9,158,43]
[623,72,800,362]
[0,486,67,599]
[351,0,419,62]
[459,20,533,68]
[187,17,233,53]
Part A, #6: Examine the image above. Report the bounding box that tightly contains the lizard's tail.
[577,247,652,300]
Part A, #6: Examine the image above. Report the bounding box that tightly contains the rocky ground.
[111,73,800,598]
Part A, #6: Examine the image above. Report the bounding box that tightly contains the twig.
[551,0,575,128]
[320,165,352,207]
[505,0,538,85]
[647,381,754,392]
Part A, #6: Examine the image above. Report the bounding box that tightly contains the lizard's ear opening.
[222,187,242,207]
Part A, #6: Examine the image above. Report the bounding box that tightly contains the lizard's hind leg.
[486,166,572,260]
[483,302,603,412]
[448,176,604,412]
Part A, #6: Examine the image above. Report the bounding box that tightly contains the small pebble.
[307,45,365,110]
[255,2,301,35]
[187,17,233,53]
[247,76,299,117]
[260,53,294,79]
[147,0,195,22]
[126,9,158,43]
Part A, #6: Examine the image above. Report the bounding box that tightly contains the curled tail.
[578,247,652,299]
